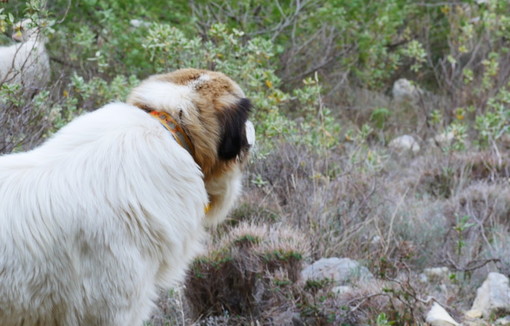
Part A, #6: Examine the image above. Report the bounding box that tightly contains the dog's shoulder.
[43,103,163,149]
[60,102,150,133]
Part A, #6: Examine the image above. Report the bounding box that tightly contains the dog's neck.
[149,110,195,157]
[148,110,212,214]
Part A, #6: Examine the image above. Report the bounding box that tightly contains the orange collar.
[149,111,195,156]
[149,110,211,214]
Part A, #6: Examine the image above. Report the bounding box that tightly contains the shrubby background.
[1,0,510,324]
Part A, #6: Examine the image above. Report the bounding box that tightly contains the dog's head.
[127,68,254,180]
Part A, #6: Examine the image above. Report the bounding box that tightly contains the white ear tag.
[245,120,255,146]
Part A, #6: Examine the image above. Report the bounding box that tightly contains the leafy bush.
[142,21,341,151]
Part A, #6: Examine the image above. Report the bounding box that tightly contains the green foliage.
[141,21,340,151]
[376,313,394,326]
[304,278,333,292]
[370,107,392,129]
[475,86,510,146]
[9,0,509,155]
[0,83,23,106]
[306,0,409,87]
[142,22,291,144]
[454,215,476,257]
[45,0,193,76]
[401,40,427,73]
[446,121,468,151]
[262,250,303,263]
[232,234,261,247]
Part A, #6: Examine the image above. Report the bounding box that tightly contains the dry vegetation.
[165,124,510,325]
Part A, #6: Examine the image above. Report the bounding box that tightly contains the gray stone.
[495,316,510,326]
[471,272,510,318]
[392,78,420,103]
[301,257,373,285]
[389,135,420,153]
[271,311,303,326]
[425,302,459,326]
[129,19,151,28]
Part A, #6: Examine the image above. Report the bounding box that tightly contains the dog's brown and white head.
[127,69,254,223]
[127,69,254,177]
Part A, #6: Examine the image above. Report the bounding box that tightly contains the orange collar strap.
[149,111,195,156]
[149,110,211,215]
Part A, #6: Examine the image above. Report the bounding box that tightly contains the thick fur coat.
[0,69,254,326]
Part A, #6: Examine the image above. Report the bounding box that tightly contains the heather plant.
[185,223,309,322]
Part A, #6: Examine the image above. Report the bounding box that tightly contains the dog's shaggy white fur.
[0,69,254,326]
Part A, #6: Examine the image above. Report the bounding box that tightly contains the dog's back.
[0,103,208,326]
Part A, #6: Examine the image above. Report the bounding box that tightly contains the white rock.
[426,302,459,326]
[389,135,420,153]
[495,316,510,326]
[371,235,381,245]
[301,257,373,285]
[464,309,483,319]
[471,272,510,318]
[129,19,151,28]
[392,78,420,103]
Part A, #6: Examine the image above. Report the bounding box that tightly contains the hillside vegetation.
[1,0,510,325]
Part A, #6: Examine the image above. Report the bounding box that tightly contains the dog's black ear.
[218,98,251,160]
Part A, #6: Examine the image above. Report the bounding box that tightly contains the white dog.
[0,69,254,326]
